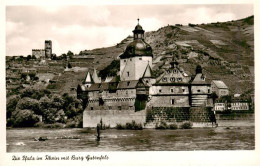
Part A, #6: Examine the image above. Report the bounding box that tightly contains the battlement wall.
[32,49,45,51]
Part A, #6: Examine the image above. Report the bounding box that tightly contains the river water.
[6,120,254,152]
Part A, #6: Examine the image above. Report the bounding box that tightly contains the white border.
[1,0,259,166]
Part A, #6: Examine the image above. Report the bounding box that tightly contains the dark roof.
[119,39,153,59]
[191,73,210,84]
[117,80,139,89]
[133,24,144,33]
[87,80,139,91]
[88,83,109,91]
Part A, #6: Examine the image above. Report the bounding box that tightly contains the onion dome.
[120,19,153,59]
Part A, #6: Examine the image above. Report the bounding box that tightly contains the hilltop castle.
[77,20,215,128]
[32,40,52,59]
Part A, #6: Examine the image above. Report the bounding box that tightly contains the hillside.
[78,16,254,96]
[6,16,254,98]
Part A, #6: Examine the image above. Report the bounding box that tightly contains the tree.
[39,96,52,110]
[27,55,32,61]
[42,108,58,124]
[21,88,46,100]
[220,95,232,103]
[51,95,64,110]
[21,73,27,80]
[51,54,57,60]
[16,97,41,115]
[62,53,67,60]
[10,109,40,127]
[211,92,218,103]
[6,95,21,119]
[29,73,36,79]
[67,51,74,59]
[68,63,72,68]
[98,60,120,79]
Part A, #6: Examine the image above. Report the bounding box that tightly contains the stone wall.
[189,107,215,122]
[32,49,45,59]
[83,106,216,128]
[148,95,190,107]
[146,107,190,123]
[83,109,146,127]
[87,98,135,111]
[145,106,215,127]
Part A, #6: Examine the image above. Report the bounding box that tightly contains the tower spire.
[133,18,144,40]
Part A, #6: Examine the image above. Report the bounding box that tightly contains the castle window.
[170,88,174,93]
[170,77,175,82]
[178,78,182,82]
[90,107,94,110]
[127,81,130,86]
[99,97,104,106]
[201,75,205,81]
[162,77,167,82]
[127,71,130,77]
[98,84,101,88]
[159,89,162,93]
[182,88,185,92]
[146,80,149,83]
[108,106,112,110]
[174,69,177,73]
[208,89,210,93]
[129,106,133,110]
[139,58,142,60]
[124,60,126,62]
[171,99,175,105]
[197,89,201,93]
[130,58,132,61]
[118,106,122,110]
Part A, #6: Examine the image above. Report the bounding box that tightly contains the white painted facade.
[120,56,152,81]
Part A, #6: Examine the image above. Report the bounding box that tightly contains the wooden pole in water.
[96,123,100,141]
[100,118,103,130]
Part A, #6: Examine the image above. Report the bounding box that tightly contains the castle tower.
[191,65,211,107]
[82,71,94,88]
[119,19,153,81]
[45,40,52,58]
[92,68,101,83]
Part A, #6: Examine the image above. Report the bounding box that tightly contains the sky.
[6,4,254,56]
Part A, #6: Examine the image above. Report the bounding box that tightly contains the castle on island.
[77,20,217,128]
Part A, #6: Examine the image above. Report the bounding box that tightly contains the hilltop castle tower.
[45,40,52,58]
[119,19,153,81]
